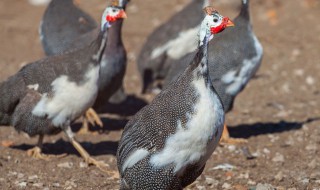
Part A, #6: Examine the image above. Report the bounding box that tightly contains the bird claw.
[85,108,103,127]
[85,157,119,178]
[27,147,68,160]
[78,108,103,135]
[219,136,248,145]
[27,146,50,160]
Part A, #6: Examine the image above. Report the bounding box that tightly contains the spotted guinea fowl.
[40,0,130,133]
[117,7,234,189]
[137,0,210,93]
[164,0,263,144]
[0,5,127,170]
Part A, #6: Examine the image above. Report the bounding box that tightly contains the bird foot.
[27,147,50,160]
[78,108,103,135]
[27,147,68,160]
[219,136,248,145]
[85,108,103,127]
[85,156,119,178]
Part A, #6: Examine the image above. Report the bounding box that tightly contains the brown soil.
[0,0,319,189]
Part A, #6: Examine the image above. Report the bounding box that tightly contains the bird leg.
[27,135,50,160]
[64,126,118,178]
[78,108,103,134]
[27,135,67,160]
[219,124,248,145]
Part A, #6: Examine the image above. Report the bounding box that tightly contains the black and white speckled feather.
[117,10,227,189]
[165,0,263,112]
[0,19,108,136]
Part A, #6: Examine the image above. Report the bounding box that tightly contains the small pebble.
[17,173,24,179]
[308,158,318,169]
[79,161,88,168]
[228,145,236,152]
[28,175,38,181]
[305,144,317,151]
[274,171,284,181]
[256,183,275,190]
[272,152,284,163]
[306,76,315,85]
[222,182,231,189]
[300,178,309,185]
[52,182,60,187]
[211,163,235,171]
[247,180,256,185]
[310,171,320,179]
[15,181,27,188]
[57,162,73,169]
[196,185,206,190]
[32,183,43,188]
[205,177,219,187]
[263,148,271,154]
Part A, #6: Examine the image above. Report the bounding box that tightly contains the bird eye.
[213,18,218,23]
[112,9,117,13]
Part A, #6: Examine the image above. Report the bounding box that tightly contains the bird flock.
[1,0,264,189]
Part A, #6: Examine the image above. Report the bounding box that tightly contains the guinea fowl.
[117,7,234,189]
[40,0,130,133]
[137,0,210,93]
[0,5,127,171]
[164,0,263,144]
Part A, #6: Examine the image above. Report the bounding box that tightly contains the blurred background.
[0,0,319,189]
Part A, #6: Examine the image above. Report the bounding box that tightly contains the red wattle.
[210,25,225,34]
[106,15,117,22]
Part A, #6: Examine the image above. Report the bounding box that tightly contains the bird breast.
[150,77,224,175]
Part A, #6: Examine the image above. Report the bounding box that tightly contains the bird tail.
[239,0,250,20]
[0,75,25,126]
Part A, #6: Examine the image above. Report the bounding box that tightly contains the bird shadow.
[228,117,320,139]
[11,139,119,156]
[103,94,148,116]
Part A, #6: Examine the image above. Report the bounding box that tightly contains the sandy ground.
[0,0,320,189]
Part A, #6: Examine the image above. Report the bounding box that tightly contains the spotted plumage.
[117,8,233,189]
[0,5,126,168]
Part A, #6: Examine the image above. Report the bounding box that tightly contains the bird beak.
[225,17,235,27]
[118,10,127,19]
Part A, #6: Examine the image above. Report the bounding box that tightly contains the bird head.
[101,4,127,31]
[199,6,234,45]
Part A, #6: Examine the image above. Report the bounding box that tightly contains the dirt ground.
[0,0,319,189]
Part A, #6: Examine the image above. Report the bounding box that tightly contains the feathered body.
[40,0,128,108]
[117,8,232,189]
[0,35,104,135]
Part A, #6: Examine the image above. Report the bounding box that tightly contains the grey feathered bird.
[164,0,263,144]
[117,7,234,189]
[0,5,127,170]
[137,0,210,93]
[40,0,130,133]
